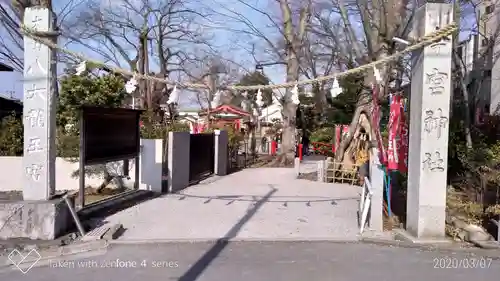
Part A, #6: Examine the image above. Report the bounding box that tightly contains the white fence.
[0,157,137,192]
[358,177,373,234]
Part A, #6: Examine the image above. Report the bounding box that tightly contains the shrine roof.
[199,104,251,117]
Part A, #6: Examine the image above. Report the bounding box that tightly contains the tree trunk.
[335,75,389,176]
[137,29,150,109]
[280,102,297,164]
[278,42,301,165]
[334,105,371,171]
[312,83,327,115]
[144,36,151,109]
[275,0,311,166]
[453,52,473,150]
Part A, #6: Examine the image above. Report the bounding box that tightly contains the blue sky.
[0,0,475,106]
[0,0,287,106]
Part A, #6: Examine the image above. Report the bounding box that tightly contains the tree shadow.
[78,190,158,220]
[177,184,277,281]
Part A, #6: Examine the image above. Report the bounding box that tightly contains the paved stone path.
[103,168,360,242]
[1,242,499,280]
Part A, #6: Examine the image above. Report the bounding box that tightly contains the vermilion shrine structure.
[196,104,252,132]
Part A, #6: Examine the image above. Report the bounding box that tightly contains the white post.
[138,139,163,193]
[369,148,384,233]
[406,2,453,239]
[294,157,301,177]
[22,8,57,200]
[317,160,325,182]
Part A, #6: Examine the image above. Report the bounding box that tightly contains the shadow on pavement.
[174,193,357,204]
[177,185,277,281]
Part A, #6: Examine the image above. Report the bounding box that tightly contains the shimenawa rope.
[20,23,457,91]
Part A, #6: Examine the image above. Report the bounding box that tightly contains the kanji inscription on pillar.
[423,108,448,139]
[22,7,57,200]
[425,68,448,95]
[421,151,445,172]
[25,109,45,128]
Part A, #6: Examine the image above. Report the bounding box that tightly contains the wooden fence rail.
[324,159,361,185]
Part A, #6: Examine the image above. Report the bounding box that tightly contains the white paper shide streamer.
[166,85,179,105]
[330,78,342,99]
[256,89,264,108]
[252,108,259,117]
[290,84,300,105]
[75,61,86,76]
[125,76,138,94]
[241,100,249,111]
[373,66,382,83]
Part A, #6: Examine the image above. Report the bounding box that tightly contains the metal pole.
[134,155,140,190]
[134,111,141,190]
[64,194,86,237]
[123,160,129,177]
[78,110,85,209]
[124,95,135,182]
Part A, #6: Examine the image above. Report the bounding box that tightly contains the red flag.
[387,95,401,170]
[398,111,409,173]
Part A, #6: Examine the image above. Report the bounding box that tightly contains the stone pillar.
[369,148,384,233]
[139,139,163,193]
[22,8,57,200]
[214,130,228,176]
[168,132,190,193]
[406,2,453,239]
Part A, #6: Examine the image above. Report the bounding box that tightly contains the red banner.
[398,110,409,173]
[371,84,387,165]
[387,95,401,170]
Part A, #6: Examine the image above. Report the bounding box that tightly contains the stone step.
[81,225,110,242]
[81,223,124,241]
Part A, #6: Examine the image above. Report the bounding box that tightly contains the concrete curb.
[108,237,360,244]
[0,240,109,272]
[359,236,500,259]
[109,236,500,259]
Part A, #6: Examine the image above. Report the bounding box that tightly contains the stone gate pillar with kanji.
[22,7,57,200]
[402,1,454,240]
